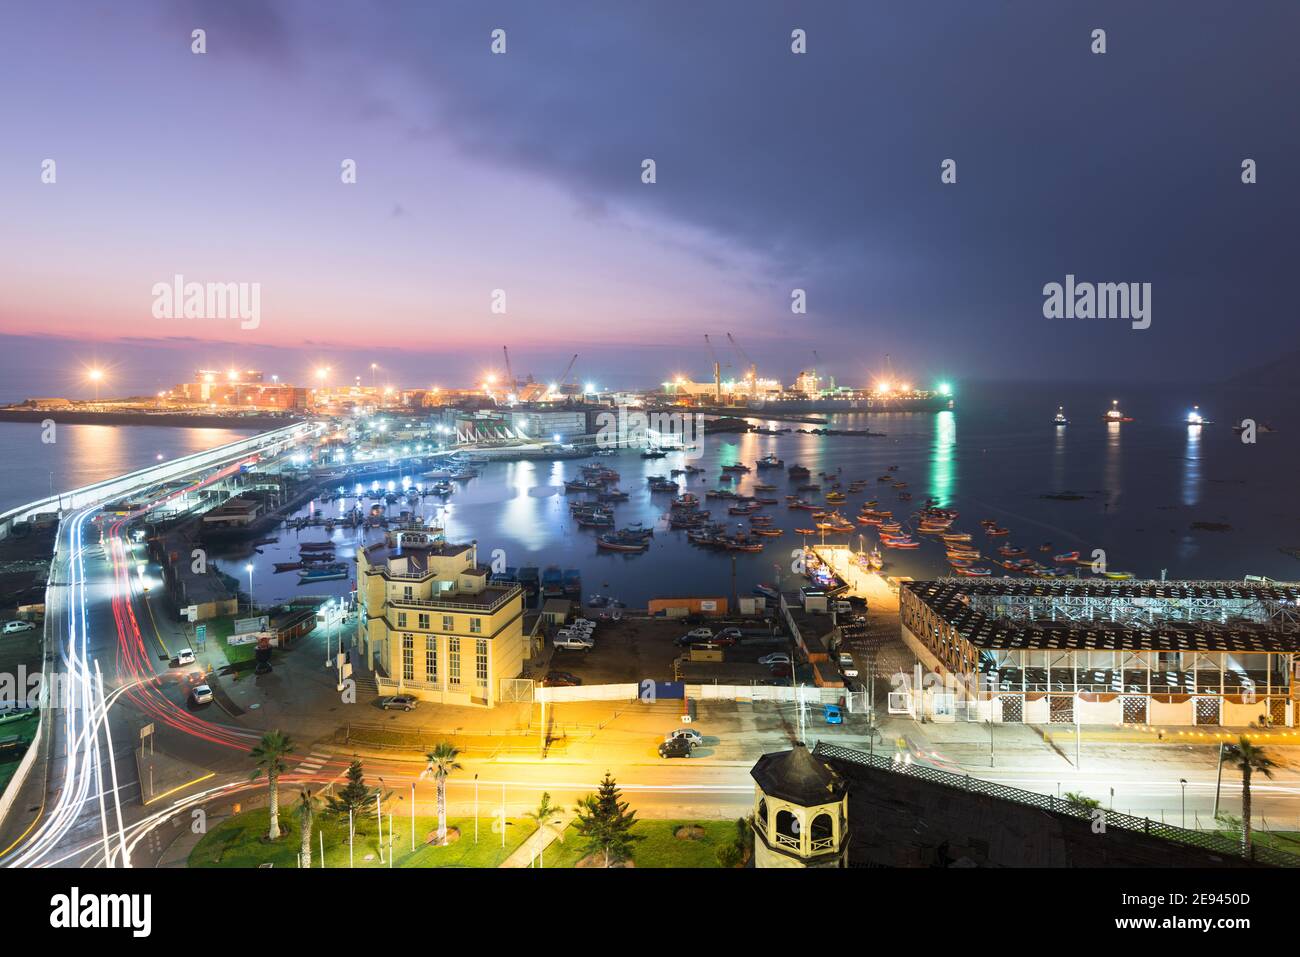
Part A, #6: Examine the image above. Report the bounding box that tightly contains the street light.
[1180,778,1188,828]
[87,367,104,402]
[244,562,255,610]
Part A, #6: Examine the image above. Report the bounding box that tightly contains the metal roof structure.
[902,578,1300,654]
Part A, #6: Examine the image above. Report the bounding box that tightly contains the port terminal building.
[898,578,1300,728]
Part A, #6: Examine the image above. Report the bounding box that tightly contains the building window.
[442,614,454,631]
[403,585,414,601]
[417,613,430,630]
[469,617,482,634]
[396,612,407,629]
[402,633,414,681]
[425,636,437,683]
[475,639,488,684]
[449,637,461,685]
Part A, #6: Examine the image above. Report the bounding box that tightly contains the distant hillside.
[1223,348,1300,389]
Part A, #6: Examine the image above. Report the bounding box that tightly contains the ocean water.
[0,422,262,513]
[193,382,1300,609]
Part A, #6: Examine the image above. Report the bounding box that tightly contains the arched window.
[774,809,800,849]
[810,812,834,851]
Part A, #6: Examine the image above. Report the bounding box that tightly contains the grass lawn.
[189,808,536,868]
[543,820,742,868]
[0,712,39,793]
[1212,829,1300,855]
[199,614,257,666]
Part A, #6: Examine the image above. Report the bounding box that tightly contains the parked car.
[191,684,214,705]
[2,620,36,635]
[658,737,693,759]
[675,627,714,646]
[543,671,583,687]
[758,652,791,666]
[712,627,743,646]
[174,648,196,666]
[664,728,703,746]
[837,652,858,677]
[380,694,418,711]
[823,704,844,725]
[553,634,595,651]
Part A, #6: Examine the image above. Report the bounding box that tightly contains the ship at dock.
[744,389,953,414]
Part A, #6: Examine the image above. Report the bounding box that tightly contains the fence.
[532,682,845,704]
[811,741,1300,867]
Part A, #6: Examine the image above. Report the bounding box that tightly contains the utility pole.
[1213,742,1226,818]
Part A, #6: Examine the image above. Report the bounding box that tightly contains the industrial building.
[898,578,1300,727]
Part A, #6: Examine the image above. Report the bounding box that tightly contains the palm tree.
[1226,736,1276,853]
[249,730,294,840]
[297,789,319,868]
[525,792,565,867]
[422,742,462,845]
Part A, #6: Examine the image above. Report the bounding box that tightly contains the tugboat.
[1054,406,1069,426]
[756,454,785,469]
[788,464,811,480]
[1186,405,1213,426]
[1103,399,1133,423]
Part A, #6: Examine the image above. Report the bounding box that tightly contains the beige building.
[356,528,526,708]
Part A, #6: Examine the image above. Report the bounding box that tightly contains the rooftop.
[903,578,1300,654]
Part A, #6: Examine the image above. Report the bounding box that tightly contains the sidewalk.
[500,815,570,867]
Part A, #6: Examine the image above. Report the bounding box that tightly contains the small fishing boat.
[756,454,785,469]
[1103,570,1134,580]
[754,583,781,601]
[794,527,818,535]
[273,561,303,573]
[299,564,348,583]
[1053,551,1080,563]
[788,464,811,480]
[299,541,335,552]
[754,482,777,491]
[597,533,649,553]
[984,526,1010,537]
[1054,406,1069,426]
[753,527,783,537]
[953,566,992,577]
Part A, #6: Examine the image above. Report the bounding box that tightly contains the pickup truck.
[553,633,595,651]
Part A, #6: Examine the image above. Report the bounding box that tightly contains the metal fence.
[811,741,1300,868]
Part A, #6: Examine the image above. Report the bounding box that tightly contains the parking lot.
[542,616,791,686]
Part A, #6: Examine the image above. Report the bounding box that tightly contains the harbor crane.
[552,353,578,397]
[726,332,757,393]
[502,345,516,402]
[703,334,724,402]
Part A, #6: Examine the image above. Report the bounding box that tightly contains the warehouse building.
[898,578,1300,727]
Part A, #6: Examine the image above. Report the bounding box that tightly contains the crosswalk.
[296,750,333,775]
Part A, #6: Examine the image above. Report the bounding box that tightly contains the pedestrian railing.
[811,741,1300,867]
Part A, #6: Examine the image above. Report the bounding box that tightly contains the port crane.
[703,334,724,402]
[725,332,757,394]
[552,353,579,397]
[501,345,516,403]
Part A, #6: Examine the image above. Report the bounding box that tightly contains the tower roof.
[751,744,846,806]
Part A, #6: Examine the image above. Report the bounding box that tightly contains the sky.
[1,0,1298,399]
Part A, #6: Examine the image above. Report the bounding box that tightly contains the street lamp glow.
[937,382,952,396]
[584,382,596,394]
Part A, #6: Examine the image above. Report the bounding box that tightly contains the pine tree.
[325,759,375,829]
[573,772,641,867]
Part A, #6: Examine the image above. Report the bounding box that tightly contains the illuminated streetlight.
[244,562,255,609]
[87,367,105,402]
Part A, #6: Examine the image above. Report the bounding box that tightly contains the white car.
[553,634,595,651]
[664,728,704,747]
[191,684,214,705]
[838,652,858,678]
[175,648,196,666]
[676,627,714,646]
[758,652,792,666]
[3,620,36,635]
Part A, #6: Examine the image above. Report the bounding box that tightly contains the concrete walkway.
[500,816,571,867]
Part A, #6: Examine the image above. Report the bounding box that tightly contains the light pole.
[1180,778,1188,828]
[244,562,255,611]
[474,773,479,844]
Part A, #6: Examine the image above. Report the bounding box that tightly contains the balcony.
[387,583,521,615]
